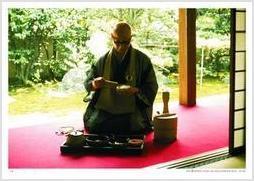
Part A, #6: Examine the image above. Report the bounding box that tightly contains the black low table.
[60,134,145,154]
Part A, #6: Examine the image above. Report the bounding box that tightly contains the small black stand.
[60,134,145,154]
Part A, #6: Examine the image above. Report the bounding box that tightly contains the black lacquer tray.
[60,134,145,154]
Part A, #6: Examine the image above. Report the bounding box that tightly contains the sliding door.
[229,8,246,154]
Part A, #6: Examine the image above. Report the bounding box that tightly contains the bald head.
[111,22,132,40]
[111,22,132,55]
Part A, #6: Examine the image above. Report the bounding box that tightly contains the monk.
[83,22,158,135]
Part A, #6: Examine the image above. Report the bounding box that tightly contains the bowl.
[108,136,129,148]
[65,131,85,147]
[128,139,144,147]
[116,85,131,94]
[85,135,109,147]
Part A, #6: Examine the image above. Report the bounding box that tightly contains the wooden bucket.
[153,91,178,143]
[153,113,177,143]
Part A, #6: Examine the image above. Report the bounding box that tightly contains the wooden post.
[162,91,170,114]
[178,9,196,106]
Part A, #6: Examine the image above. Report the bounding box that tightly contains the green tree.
[9,9,55,84]
[9,8,93,85]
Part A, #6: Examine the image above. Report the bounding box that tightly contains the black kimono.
[83,46,158,135]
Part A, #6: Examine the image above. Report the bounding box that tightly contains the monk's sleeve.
[136,57,158,108]
[84,63,97,94]
[84,56,105,93]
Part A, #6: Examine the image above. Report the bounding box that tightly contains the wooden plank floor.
[197,153,245,168]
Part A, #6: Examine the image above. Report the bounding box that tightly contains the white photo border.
[1,1,253,180]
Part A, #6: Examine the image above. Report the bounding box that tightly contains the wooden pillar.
[178,9,196,106]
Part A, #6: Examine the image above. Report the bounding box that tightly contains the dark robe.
[83,46,158,135]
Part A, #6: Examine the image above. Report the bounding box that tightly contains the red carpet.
[8,95,229,168]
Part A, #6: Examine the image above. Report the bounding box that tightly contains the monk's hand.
[124,86,139,95]
[92,77,105,90]
[116,85,139,95]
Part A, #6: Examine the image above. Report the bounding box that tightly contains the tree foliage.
[197,8,231,36]
[8,8,231,87]
[9,8,93,85]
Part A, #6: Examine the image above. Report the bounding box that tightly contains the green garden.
[8,8,230,116]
